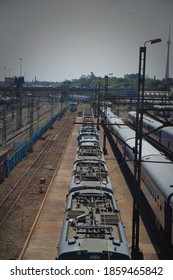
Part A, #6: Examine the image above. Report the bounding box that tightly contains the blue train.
[57,108,131,260]
[69,102,78,112]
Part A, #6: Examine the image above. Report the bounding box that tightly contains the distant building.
[5,77,15,86]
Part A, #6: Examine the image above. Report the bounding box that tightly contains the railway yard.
[0,104,173,260]
[0,110,75,259]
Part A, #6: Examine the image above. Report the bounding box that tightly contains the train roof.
[124,145,173,206]
[142,117,164,130]
[108,115,126,126]
[142,155,173,206]
[162,126,173,133]
[107,116,128,138]
[78,135,99,145]
[128,111,136,117]
[78,141,99,147]
[125,137,163,159]
[108,109,173,207]
[129,111,173,146]
[78,132,99,141]
[129,111,171,130]
[58,189,131,260]
[69,160,113,193]
[128,111,173,132]
[75,144,104,161]
[154,105,173,109]
[79,126,98,134]
[119,127,135,140]
[125,135,173,205]
[80,126,98,133]
[107,110,116,119]
[141,140,162,157]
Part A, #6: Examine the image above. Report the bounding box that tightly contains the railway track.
[0,111,75,229]
[0,105,62,149]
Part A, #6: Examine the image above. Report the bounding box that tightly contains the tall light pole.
[4,66,6,83]
[19,58,23,128]
[103,75,108,155]
[0,110,6,148]
[20,58,22,77]
[132,38,162,259]
[103,74,113,154]
[27,93,34,153]
[97,81,100,130]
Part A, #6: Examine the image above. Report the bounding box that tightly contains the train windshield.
[58,251,131,260]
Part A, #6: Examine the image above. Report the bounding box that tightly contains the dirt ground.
[0,112,74,259]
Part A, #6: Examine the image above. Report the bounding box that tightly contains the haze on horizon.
[0,0,172,82]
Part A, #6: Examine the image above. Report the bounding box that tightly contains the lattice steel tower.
[165,27,171,81]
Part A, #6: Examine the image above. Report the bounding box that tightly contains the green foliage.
[22,72,165,90]
[70,72,140,88]
[56,72,165,90]
[147,78,162,88]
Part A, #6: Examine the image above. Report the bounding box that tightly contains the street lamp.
[144,38,162,46]
[132,38,162,259]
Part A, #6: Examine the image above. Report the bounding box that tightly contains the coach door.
[164,201,172,242]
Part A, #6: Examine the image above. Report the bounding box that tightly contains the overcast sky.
[0,0,173,82]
